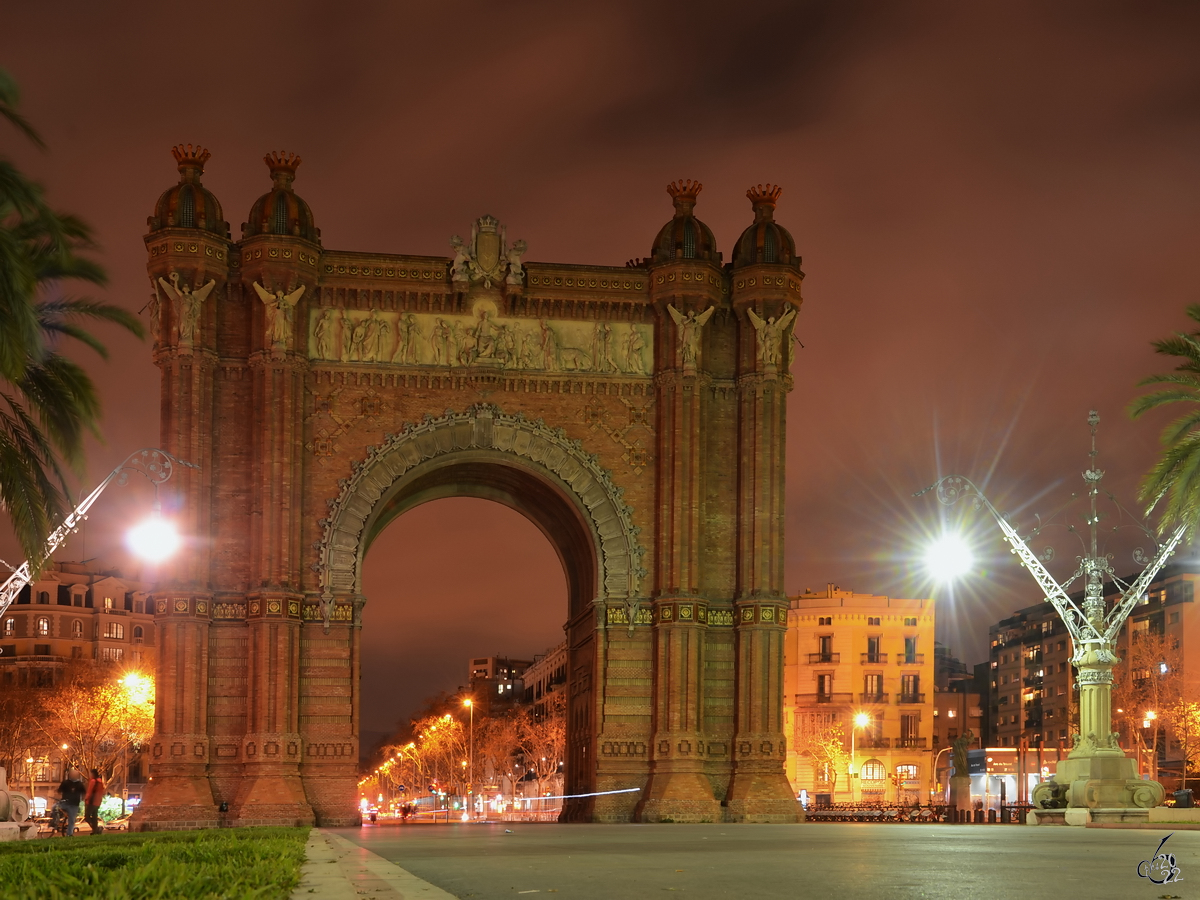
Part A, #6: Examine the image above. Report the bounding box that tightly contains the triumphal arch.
[134,146,803,828]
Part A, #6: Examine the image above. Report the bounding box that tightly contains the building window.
[817,673,833,701]
[864,673,882,700]
[35,616,50,637]
[903,636,918,663]
[900,714,920,747]
[2,618,12,636]
[818,617,832,626]
[867,617,880,626]
[903,617,917,627]
[71,620,83,637]
[1170,612,1181,625]
[71,646,83,659]
[100,647,124,662]
[36,591,49,604]
[133,625,144,643]
[103,596,114,610]
[860,760,885,781]
[896,764,919,783]
[103,622,124,640]
[900,674,920,702]
[72,592,83,607]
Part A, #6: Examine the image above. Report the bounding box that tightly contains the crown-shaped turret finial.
[746,183,782,221]
[172,144,210,178]
[265,151,302,188]
[747,183,782,206]
[666,179,702,212]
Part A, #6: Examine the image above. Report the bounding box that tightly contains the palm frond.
[0,68,45,149]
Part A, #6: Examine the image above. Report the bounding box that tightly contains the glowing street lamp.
[917,411,1185,817]
[0,448,196,622]
[922,534,974,582]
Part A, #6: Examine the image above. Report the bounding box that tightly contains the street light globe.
[923,534,974,581]
[854,712,871,728]
[126,514,181,562]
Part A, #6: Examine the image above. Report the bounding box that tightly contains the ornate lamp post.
[918,411,1185,817]
[850,712,870,802]
[0,448,191,829]
[463,698,475,821]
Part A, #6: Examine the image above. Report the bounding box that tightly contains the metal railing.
[858,692,888,704]
[897,693,926,704]
[898,654,925,665]
[808,653,840,664]
[861,653,888,664]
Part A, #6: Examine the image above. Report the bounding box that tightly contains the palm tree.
[1130,304,1200,535]
[1,69,142,568]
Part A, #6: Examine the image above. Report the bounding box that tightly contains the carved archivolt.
[314,403,646,602]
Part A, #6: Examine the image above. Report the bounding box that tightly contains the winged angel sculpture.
[157,272,217,343]
[253,281,306,349]
[746,307,797,368]
[667,303,714,369]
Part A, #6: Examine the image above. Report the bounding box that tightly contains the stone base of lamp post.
[1032,747,1164,825]
[0,768,35,841]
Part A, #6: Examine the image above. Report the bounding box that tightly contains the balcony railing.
[796,693,853,706]
[898,654,925,665]
[808,653,840,664]
[859,692,888,704]
[861,653,888,664]
[1023,675,1043,687]
[858,736,890,749]
[895,737,927,749]
[897,692,926,704]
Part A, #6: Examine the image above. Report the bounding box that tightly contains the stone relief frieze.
[308,299,653,376]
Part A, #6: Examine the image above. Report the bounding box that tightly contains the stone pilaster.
[723,264,803,822]
[133,595,216,829]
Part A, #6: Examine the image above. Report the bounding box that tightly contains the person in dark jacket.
[84,768,105,835]
[57,769,86,836]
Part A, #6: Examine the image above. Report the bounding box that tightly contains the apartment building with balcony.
[784,585,936,804]
[985,563,1199,786]
[0,561,156,685]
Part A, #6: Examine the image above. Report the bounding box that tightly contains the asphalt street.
[334,822,1198,900]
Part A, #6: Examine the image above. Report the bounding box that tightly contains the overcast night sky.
[2,1,1199,746]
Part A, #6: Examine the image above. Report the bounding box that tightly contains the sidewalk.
[290,829,457,900]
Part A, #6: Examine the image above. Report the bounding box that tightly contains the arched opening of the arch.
[355,453,603,821]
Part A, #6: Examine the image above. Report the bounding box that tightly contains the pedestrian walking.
[56,769,86,836]
[84,768,105,835]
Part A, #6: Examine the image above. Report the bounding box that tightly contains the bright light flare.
[853,712,871,728]
[923,534,975,582]
[126,514,181,562]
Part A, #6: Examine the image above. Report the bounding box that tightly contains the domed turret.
[650,179,718,264]
[147,145,229,237]
[242,151,320,243]
[731,184,797,269]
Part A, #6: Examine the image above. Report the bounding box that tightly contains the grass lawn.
[0,826,309,899]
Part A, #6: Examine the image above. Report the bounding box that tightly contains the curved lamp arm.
[0,448,196,623]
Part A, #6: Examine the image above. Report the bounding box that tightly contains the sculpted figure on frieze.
[430,317,451,365]
[667,303,714,371]
[625,326,647,375]
[746,307,797,369]
[315,308,336,359]
[253,281,306,349]
[340,310,353,361]
[159,272,216,344]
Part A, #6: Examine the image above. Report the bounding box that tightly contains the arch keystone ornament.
[135,157,804,827]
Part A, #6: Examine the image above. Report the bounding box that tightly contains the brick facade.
[133,152,804,827]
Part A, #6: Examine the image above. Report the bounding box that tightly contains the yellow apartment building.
[785,585,936,805]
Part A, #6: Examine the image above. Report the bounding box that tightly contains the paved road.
[335,822,1198,900]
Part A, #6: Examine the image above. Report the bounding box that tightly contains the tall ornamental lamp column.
[918,411,1185,820]
[0,448,192,831]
